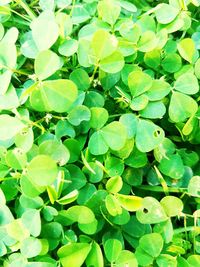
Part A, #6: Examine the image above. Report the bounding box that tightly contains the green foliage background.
[0,0,200,266]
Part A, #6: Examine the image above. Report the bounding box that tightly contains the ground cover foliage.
[0,0,200,266]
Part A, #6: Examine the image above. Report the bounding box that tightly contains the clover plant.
[0,0,200,266]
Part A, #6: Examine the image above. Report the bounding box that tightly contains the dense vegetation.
[0,0,200,266]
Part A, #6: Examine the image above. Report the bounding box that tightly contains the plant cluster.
[0,0,200,266]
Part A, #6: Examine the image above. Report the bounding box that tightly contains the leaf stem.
[14,0,37,20]
[174,226,200,235]
[134,185,187,194]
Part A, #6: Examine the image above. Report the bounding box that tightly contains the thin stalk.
[154,166,169,195]
[174,226,200,235]
[14,0,37,20]
[3,5,31,22]
[134,185,187,194]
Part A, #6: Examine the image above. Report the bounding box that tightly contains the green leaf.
[147,79,171,102]
[136,197,168,224]
[0,84,19,110]
[101,121,127,151]
[0,115,25,141]
[104,239,122,262]
[118,0,137,12]
[34,50,62,80]
[31,11,59,51]
[161,53,182,73]
[30,79,78,113]
[139,233,163,257]
[188,176,200,197]
[139,101,166,119]
[99,51,124,74]
[58,243,91,267]
[116,194,143,212]
[0,203,14,226]
[58,205,95,225]
[88,131,108,155]
[169,91,198,122]
[91,29,118,60]
[106,176,123,194]
[70,68,90,91]
[138,31,157,52]
[105,194,122,216]
[195,58,200,79]
[56,190,78,205]
[86,241,104,267]
[39,139,70,166]
[128,71,152,97]
[130,94,149,111]
[72,6,90,24]
[56,12,72,38]
[187,255,200,267]
[177,38,196,63]
[160,196,183,217]
[105,156,124,177]
[156,254,177,267]
[158,154,185,179]
[90,107,108,129]
[20,237,42,258]
[5,148,27,170]
[58,39,78,57]
[68,105,91,126]
[21,209,41,237]
[114,250,138,267]
[27,155,58,186]
[97,0,121,26]
[155,4,179,24]
[119,113,137,139]
[6,219,30,241]
[174,73,199,95]
[136,119,165,152]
